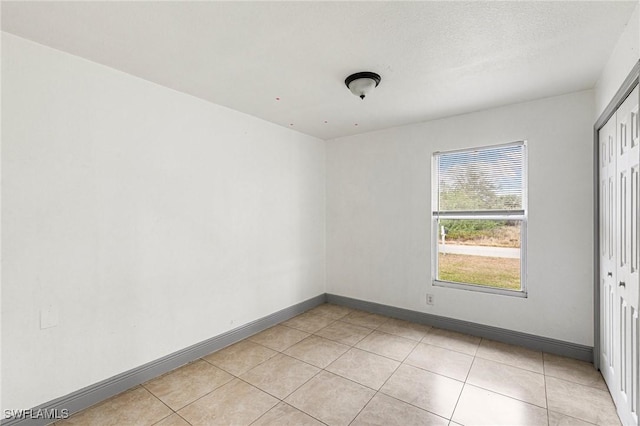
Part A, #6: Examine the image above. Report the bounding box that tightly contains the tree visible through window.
[432,142,527,295]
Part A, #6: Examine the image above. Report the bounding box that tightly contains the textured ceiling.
[2,1,637,140]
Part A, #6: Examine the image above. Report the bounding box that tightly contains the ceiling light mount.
[345,71,381,100]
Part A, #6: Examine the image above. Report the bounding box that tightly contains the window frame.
[431,140,528,297]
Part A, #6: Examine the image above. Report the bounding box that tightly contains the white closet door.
[600,112,618,392]
[616,85,639,426]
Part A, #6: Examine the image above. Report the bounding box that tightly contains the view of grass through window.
[437,219,521,290]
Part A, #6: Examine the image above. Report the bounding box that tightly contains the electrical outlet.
[426,294,434,305]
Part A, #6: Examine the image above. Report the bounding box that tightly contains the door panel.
[615,85,639,426]
[600,113,617,388]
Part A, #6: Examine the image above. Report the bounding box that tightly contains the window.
[432,141,527,296]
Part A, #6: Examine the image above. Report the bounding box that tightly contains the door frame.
[593,60,639,369]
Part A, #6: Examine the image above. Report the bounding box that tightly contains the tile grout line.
[345,342,417,364]
[460,381,549,410]
[544,372,550,426]
[164,373,243,419]
[139,385,179,425]
[279,317,340,334]
[175,411,194,426]
[200,345,278,377]
[419,336,480,358]
[473,352,544,374]
[448,340,482,423]
[373,391,451,423]
[543,372,611,392]
[543,352,551,425]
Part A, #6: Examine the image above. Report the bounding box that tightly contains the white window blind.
[435,143,525,213]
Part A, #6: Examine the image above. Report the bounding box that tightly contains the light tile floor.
[56,304,621,426]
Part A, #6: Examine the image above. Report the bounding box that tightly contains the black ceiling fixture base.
[344,72,381,89]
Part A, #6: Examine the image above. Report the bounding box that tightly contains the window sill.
[433,279,528,298]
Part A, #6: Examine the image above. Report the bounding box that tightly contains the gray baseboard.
[4,292,594,425]
[326,294,593,362]
[1,294,326,426]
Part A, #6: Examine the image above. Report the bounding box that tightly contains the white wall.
[326,90,595,346]
[595,3,639,119]
[1,34,326,411]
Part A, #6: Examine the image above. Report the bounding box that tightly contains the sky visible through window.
[437,144,524,211]
[439,145,523,195]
